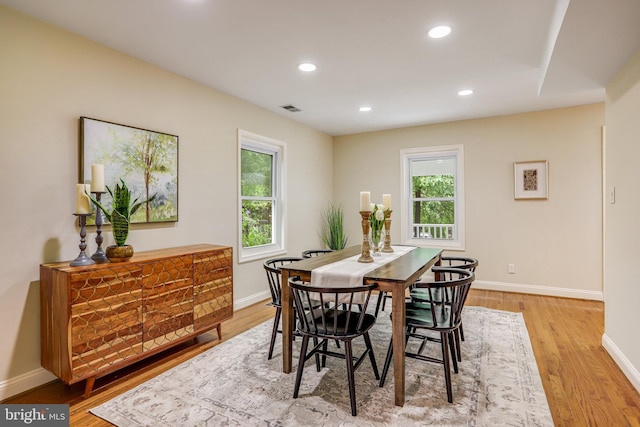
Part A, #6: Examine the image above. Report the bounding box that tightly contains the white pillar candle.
[382,194,391,210]
[360,191,371,211]
[75,184,92,214]
[91,164,105,193]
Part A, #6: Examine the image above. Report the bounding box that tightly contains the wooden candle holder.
[382,209,394,253]
[358,210,374,263]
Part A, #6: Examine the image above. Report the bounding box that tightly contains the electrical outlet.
[508,264,516,274]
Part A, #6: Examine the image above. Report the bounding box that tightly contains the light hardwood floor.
[4,289,640,426]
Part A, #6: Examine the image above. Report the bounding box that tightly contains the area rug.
[90,306,553,426]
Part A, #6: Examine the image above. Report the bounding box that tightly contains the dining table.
[279,245,443,407]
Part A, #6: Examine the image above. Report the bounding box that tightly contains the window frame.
[237,129,287,263]
[400,144,465,250]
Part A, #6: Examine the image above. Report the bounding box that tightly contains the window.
[238,130,286,262]
[400,145,465,250]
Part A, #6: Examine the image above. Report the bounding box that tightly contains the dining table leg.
[281,268,293,373]
[392,283,406,406]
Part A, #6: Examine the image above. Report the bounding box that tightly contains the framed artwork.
[514,160,548,200]
[79,116,179,224]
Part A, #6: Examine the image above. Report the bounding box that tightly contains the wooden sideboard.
[40,244,233,397]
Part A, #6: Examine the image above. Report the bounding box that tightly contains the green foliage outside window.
[241,148,275,248]
[412,175,455,225]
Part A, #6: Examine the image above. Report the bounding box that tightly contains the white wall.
[603,48,640,393]
[0,6,333,398]
[333,104,604,300]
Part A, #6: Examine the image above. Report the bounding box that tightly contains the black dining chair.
[289,277,380,416]
[379,267,474,403]
[410,256,478,361]
[301,249,335,258]
[263,257,304,360]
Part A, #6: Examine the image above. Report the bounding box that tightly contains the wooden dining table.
[279,245,443,407]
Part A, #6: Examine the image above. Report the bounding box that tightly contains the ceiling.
[3,0,640,136]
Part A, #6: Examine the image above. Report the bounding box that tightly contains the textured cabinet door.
[40,244,233,397]
[141,255,194,351]
[193,248,233,331]
[69,264,144,382]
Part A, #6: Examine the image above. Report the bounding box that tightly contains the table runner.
[309,246,416,303]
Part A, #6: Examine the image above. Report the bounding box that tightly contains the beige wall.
[604,48,640,392]
[334,104,604,299]
[0,6,333,397]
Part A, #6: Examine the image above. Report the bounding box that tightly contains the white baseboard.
[602,333,640,394]
[473,280,604,301]
[234,290,270,310]
[0,367,56,401]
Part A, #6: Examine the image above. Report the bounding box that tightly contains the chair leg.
[268,307,281,360]
[441,332,453,403]
[313,337,321,372]
[448,333,458,374]
[459,323,465,341]
[379,338,393,387]
[362,332,380,379]
[293,335,310,399]
[344,341,358,416]
[321,339,328,368]
[454,329,462,362]
[374,292,386,316]
[417,336,428,355]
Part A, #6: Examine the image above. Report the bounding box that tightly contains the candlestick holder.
[382,209,394,253]
[358,210,374,263]
[71,213,96,267]
[90,191,109,263]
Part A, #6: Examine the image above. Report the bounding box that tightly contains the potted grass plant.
[320,202,348,250]
[87,179,156,261]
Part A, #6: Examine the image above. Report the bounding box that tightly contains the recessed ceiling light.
[359,106,372,112]
[428,25,452,39]
[298,63,317,72]
[458,89,474,96]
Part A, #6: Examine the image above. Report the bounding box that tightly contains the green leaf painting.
[80,117,178,224]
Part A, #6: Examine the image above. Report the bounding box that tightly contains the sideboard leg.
[216,324,222,340]
[84,376,96,398]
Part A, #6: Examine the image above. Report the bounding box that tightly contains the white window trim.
[400,144,465,250]
[238,129,287,263]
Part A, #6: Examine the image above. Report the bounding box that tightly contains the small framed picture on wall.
[514,160,548,200]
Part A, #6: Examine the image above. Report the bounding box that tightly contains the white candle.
[91,164,105,193]
[382,194,391,210]
[360,191,371,211]
[75,184,92,214]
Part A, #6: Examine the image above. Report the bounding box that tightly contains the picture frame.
[514,160,548,200]
[79,116,179,224]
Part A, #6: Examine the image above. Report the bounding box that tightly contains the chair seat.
[302,310,377,337]
[405,302,454,329]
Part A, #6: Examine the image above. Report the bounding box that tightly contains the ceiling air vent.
[281,105,301,113]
